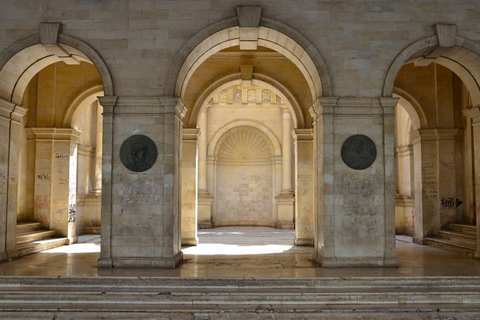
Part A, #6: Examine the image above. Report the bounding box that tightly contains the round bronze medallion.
[120,135,158,172]
[341,134,377,170]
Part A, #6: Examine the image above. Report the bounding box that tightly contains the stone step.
[0,276,479,319]
[16,230,56,245]
[16,222,41,233]
[450,223,477,236]
[15,238,69,257]
[424,237,476,258]
[438,230,477,247]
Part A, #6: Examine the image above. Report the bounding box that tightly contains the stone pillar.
[97,96,117,267]
[463,107,480,259]
[197,110,213,229]
[198,111,207,192]
[310,97,398,267]
[98,96,185,268]
[276,108,294,229]
[281,109,293,192]
[0,99,26,261]
[32,128,81,244]
[93,101,103,194]
[410,128,460,244]
[292,129,314,246]
[181,128,199,246]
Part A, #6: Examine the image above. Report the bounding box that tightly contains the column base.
[319,257,399,268]
[67,235,78,245]
[182,237,198,246]
[294,238,314,246]
[198,222,213,229]
[412,236,426,245]
[97,257,113,268]
[99,252,183,268]
[0,252,8,263]
[277,221,294,229]
[475,250,480,261]
[276,193,294,229]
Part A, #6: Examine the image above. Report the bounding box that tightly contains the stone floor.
[0,226,479,278]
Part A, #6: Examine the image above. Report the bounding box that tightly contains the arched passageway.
[387,26,480,259]
[0,23,111,261]
[175,13,327,249]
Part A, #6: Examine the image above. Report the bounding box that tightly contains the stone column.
[276,108,294,229]
[97,96,117,268]
[310,97,398,268]
[410,128,459,244]
[463,107,480,259]
[381,97,398,266]
[437,129,461,228]
[198,111,207,193]
[197,110,213,229]
[98,96,185,268]
[181,128,199,246]
[0,99,26,261]
[292,129,314,246]
[32,128,81,244]
[281,109,293,193]
[93,101,103,194]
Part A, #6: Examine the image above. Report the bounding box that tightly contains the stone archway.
[384,24,480,259]
[173,8,326,258]
[0,22,112,262]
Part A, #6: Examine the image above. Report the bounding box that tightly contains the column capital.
[463,106,480,125]
[410,128,461,143]
[110,96,181,115]
[182,128,200,141]
[292,128,313,141]
[97,96,118,115]
[379,97,399,115]
[0,98,27,123]
[175,99,187,119]
[30,127,81,142]
[309,97,338,121]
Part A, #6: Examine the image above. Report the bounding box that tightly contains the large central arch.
[175,11,327,252]
[167,17,331,103]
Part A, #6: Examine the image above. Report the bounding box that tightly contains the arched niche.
[211,125,278,227]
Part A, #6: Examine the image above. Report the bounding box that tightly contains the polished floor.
[1,227,480,278]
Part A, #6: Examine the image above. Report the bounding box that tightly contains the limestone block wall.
[215,163,274,226]
[0,1,477,100]
[98,97,184,268]
[313,97,398,267]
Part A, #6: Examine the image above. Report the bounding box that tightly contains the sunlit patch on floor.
[182,244,293,255]
[41,243,101,254]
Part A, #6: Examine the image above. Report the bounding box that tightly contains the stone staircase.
[425,223,477,258]
[0,276,480,319]
[16,222,68,258]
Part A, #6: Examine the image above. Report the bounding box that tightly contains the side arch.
[384,35,480,106]
[393,87,425,130]
[63,85,104,129]
[0,32,113,105]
